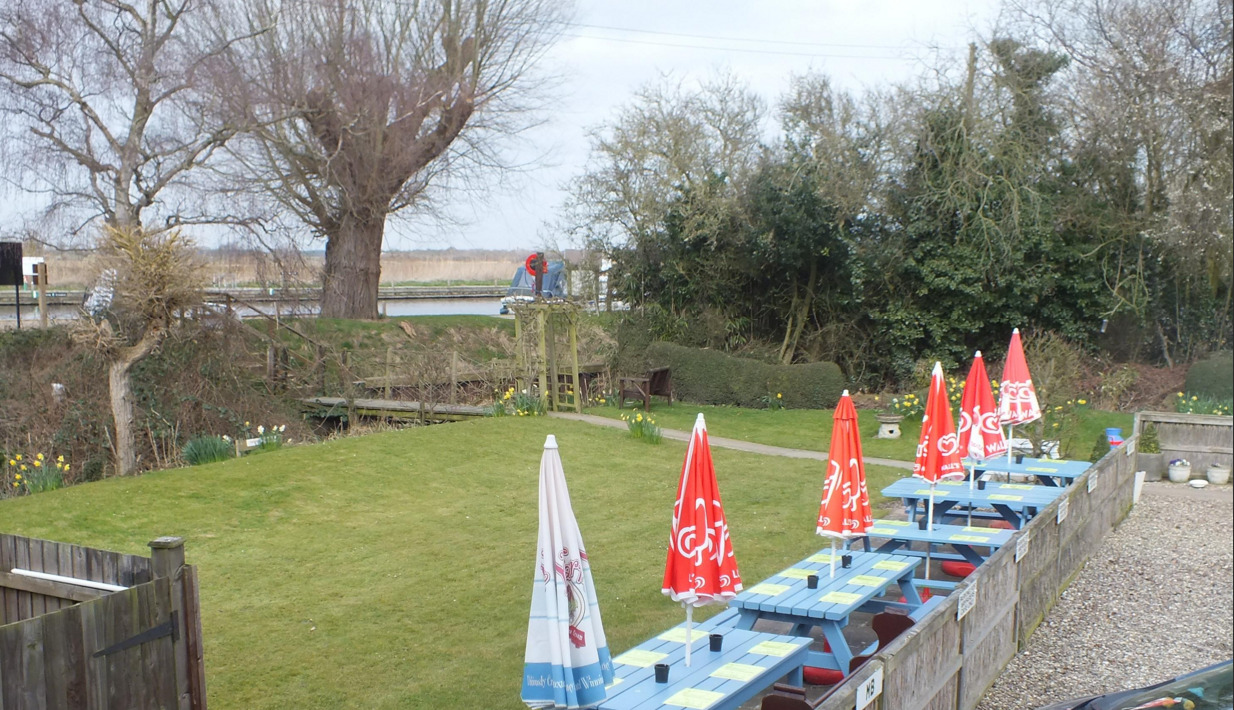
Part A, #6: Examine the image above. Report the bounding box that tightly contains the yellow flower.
[14,454,21,461]
[1177,392,1185,397]
[19,465,26,471]
[1077,399,1086,405]
[1191,395,1198,401]
[14,474,21,481]
[56,455,64,463]
[36,453,44,461]
[33,461,41,468]
[636,413,643,422]
[7,459,13,466]
[64,464,69,471]
[1052,422,1060,428]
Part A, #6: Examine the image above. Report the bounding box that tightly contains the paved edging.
[546,411,914,470]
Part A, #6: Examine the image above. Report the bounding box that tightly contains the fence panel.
[0,535,203,710]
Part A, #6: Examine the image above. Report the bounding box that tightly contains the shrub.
[1185,352,1233,401]
[645,342,844,409]
[1139,424,1161,454]
[182,435,233,466]
[1088,432,1111,463]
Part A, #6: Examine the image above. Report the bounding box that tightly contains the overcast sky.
[389,0,1002,252]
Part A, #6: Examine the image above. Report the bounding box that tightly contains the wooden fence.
[0,535,206,710]
[815,437,1139,710]
[1133,411,1233,480]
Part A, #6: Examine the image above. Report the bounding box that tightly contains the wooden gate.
[0,535,206,709]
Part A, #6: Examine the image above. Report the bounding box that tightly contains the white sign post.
[1057,498,1069,525]
[1015,534,1030,563]
[957,584,977,621]
[856,667,884,710]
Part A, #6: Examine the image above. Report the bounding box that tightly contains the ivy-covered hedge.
[1185,352,1233,401]
[645,342,844,409]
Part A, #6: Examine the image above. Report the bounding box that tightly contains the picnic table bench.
[728,549,931,676]
[963,456,1091,487]
[600,625,810,710]
[860,518,1016,566]
[619,367,672,411]
[882,478,1065,529]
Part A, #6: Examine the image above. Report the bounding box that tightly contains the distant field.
[30,249,526,289]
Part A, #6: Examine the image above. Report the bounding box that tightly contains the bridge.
[0,284,506,307]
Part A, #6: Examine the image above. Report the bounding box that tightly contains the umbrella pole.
[925,484,936,582]
[685,604,693,667]
[830,540,836,579]
[967,464,976,527]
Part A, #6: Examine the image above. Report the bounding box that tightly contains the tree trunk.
[321,214,385,319]
[781,262,819,365]
[108,325,165,476]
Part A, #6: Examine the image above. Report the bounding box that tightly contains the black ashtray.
[655,663,669,683]
[1015,454,1025,464]
[841,554,852,568]
[918,518,928,530]
[709,633,723,652]
[977,479,987,490]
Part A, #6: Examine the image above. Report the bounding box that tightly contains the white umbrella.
[521,435,613,709]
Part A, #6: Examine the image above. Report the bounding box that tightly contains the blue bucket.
[1105,427,1123,444]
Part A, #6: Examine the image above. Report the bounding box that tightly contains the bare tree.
[74,227,203,476]
[0,0,254,234]
[220,0,568,319]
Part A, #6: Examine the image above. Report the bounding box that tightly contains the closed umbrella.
[958,351,1008,523]
[999,328,1042,466]
[914,363,965,577]
[663,414,742,667]
[522,435,612,709]
[816,390,873,578]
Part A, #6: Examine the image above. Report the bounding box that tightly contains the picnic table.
[962,456,1091,487]
[727,549,930,675]
[882,478,1065,529]
[860,518,1015,566]
[601,626,810,710]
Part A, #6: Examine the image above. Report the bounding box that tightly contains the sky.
[390,0,1003,252]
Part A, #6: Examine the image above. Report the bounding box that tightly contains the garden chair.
[618,366,672,411]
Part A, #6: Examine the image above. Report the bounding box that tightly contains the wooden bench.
[618,367,672,411]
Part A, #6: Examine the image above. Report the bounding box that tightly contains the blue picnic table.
[882,478,1065,529]
[962,456,1091,487]
[859,518,1015,566]
[600,625,810,710]
[727,549,930,676]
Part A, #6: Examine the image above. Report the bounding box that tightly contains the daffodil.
[56,455,64,463]
[33,461,41,468]
[14,474,21,481]
[7,459,13,466]
[64,464,69,471]
[14,455,21,461]
[36,453,44,461]
[776,393,782,399]
[258,425,265,434]
[19,464,26,471]
[1077,399,1086,405]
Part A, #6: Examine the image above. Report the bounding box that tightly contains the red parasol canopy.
[999,328,1041,426]
[914,362,966,483]
[663,414,742,606]
[959,351,1008,461]
[817,390,873,539]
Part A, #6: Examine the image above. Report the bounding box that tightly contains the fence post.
[385,346,393,400]
[150,536,194,710]
[450,351,458,405]
[316,344,326,394]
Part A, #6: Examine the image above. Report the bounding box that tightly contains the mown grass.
[584,403,1134,461]
[0,417,904,709]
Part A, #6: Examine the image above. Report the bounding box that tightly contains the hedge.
[1185,351,1233,401]
[644,342,845,409]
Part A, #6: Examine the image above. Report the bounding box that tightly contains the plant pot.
[1206,464,1231,486]
[1167,463,1192,483]
[876,414,903,440]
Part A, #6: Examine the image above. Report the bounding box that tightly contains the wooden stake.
[36,263,48,328]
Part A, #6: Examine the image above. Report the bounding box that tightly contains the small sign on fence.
[1057,498,1070,525]
[1087,472,1099,493]
[1015,533,1030,563]
[856,666,884,710]
[957,583,977,621]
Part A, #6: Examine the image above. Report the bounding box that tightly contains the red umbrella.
[663,414,742,666]
[998,328,1042,464]
[816,390,873,578]
[958,351,1007,523]
[914,362,965,542]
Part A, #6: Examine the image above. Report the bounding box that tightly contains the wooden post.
[279,347,289,389]
[547,312,560,412]
[384,346,393,400]
[149,536,194,710]
[450,351,458,405]
[316,344,326,394]
[537,308,549,413]
[570,311,582,413]
[266,345,277,387]
[513,309,524,396]
[36,262,48,328]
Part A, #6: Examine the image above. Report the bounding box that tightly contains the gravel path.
[978,482,1234,709]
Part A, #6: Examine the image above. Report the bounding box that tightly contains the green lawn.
[584,404,1134,461]
[0,417,907,709]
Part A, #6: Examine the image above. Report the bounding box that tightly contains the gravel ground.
[978,482,1234,709]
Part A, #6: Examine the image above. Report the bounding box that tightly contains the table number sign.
[856,667,884,710]
[1087,472,1099,493]
[746,583,790,597]
[957,584,977,621]
[748,641,800,657]
[709,663,766,682]
[1015,534,1030,563]
[664,688,724,709]
[1057,498,1069,524]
